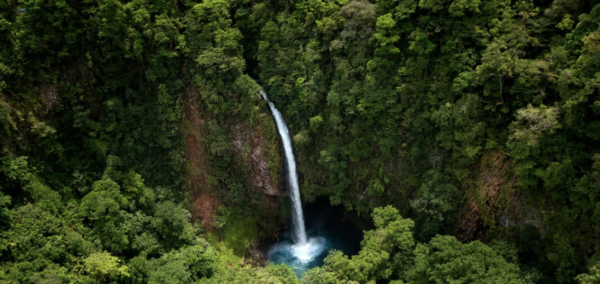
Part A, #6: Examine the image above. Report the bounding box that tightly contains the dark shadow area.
[264,196,366,275]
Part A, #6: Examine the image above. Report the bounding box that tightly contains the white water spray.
[260,90,307,244]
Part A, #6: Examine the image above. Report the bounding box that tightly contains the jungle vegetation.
[1,0,600,282]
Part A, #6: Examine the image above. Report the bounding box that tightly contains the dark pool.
[266,197,365,276]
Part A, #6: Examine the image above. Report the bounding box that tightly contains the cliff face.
[457,150,514,241]
[231,121,281,197]
[457,150,546,242]
[184,88,218,230]
[183,87,282,231]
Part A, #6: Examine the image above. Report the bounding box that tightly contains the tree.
[309,206,415,283]
[0,189,12,230]
[575,265,600,284]
[79,179,130,252]
[148,260,191,284]
[83,251,129,284]
[203,263,299,284]
[405,235,525,284]
[151,201,194,249]
[510,104,560,147]
[410,170,461,239]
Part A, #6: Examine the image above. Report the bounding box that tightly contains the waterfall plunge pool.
[266,198,365,276]
[259,89,364,276]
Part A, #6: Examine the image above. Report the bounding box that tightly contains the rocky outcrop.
[184,87,282,230]
[457,150,514,241]
[457,150,546,241]
[40,84,59,114]
[232,123,280,196]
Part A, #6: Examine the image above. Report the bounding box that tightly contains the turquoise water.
[267,199,364,276]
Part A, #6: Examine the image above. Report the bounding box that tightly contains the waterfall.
[260,90,307,244]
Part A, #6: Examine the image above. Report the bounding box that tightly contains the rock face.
[457,150,512,241]
[232,123,280,197]
[184,87,281,230]
[457,150,546,241]
[40,84,59,114]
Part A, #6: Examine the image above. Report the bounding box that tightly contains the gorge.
[2,0,600,282]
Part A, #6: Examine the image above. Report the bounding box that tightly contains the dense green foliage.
[0,0,274,282]
[302,206,524,284]
[249,0,600,281]
[2,0,600,282]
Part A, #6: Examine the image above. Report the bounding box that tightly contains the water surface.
[267,198,364,275]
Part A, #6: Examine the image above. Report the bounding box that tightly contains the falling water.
[260,90,307,244]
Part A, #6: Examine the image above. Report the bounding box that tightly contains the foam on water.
[268,237,328,272]
[291,237,327,262]
[261,88,362,276]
